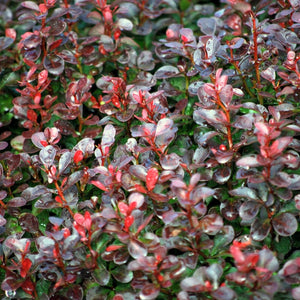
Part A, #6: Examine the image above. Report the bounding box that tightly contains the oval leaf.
[272,213,298,237]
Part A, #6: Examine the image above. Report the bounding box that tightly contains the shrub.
[0,0,300,299]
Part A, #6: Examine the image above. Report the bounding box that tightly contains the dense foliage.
[0,0,300,299]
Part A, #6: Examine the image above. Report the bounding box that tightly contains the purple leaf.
[49,19,67,36]
[239,201,261,220]
[0,215,6,226]
[261,66,276,82]
[0,141,8,150]
[137,50,155,71]
[219,85,233,107]
[128,192,144,208]
[197,17,216,35]
[140,283,160,300]
[0,190,7,201]
[58,151,72,175]
[251,218,271,241]
[7,197,27,207]
[39,145,56,167]
[193,109,228,125]
[160,153,180,170]
[229,187,257,200]
[213,167,231,184]
[154,66,180,79]
[31,132,47,149]
[128,239,147,259]
[117,18,133,31]
[19,213,39,233]
[199,214,223,235]
[44,54,65,76]
[111,265,133,283]
[21,1,40,11]
[211,286,237,300]
[236,154,261,168]
[101,124,116,150]
[272,213,298,236]
[4,237,30,252]
[0,37,14,51]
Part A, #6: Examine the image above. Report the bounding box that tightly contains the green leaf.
[273,237,292,256]
[36,279,51,298]
[180,0,191,11]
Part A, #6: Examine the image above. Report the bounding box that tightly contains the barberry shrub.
[0,0,300,299]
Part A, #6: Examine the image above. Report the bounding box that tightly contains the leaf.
[101,124,116,151]
[154,66,180,79]
[197,17,216,35]
[213,167,231,184]
[229,187,258,200]
[90,180,108,192]
[92,264,110,286]
[137,50,155,71]
[128,239,147,259]
[250,218,271,241]
[193,108,228,125]
[43,54,65,76]
[20,258,32,278]
[239,201,261,220]
[146,168,159,191]
[272,213,298,236]
[199,214,223,235]
[219,85,233,107]
[58,151,72,174]
[261,66,276,82]
[7,197,27,207]
[128,192,144,209]
[0,36,14,51]
[111,265,133,283]
[39,145,56,167]
[269,137,293,158]
[117,18,133,31]
[155,118,174,136]
[21,1,40,10]
[211,286,237,300]
[140,283,160,300]
[236,154,260,168]
[49,19,67,36]
[160,153,180,170]
[73,150,84,164]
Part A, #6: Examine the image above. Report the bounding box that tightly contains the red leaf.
[20,258,32,278]
[74,150,84,164]
[124,215,134,232]
[106,244,124,252]
[146,168,159,191]
[118,202,129,215]
[34,92,41,104]
[134,184,148,194]
[90,180,108,191]
[38,70,48,87]
[74,211,92,230]
[55,196,63,204]
[27,109,37,123]
[49,39,63,52]
[39,3,48,13]
[21,278,35,295]
[5,28,16,40]
[230,245,245,264]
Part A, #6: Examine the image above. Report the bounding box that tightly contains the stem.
[54,180,74,217]
[215,92,233,150]
[228,45,255,98]
[250,12,263,105]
